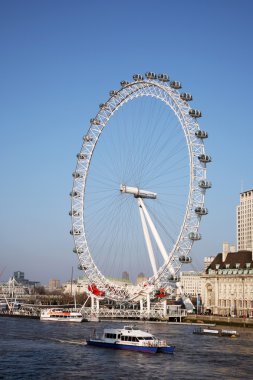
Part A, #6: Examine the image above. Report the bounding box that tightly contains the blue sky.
[1,0,253,284]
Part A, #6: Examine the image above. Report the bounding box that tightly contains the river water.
[0,317,252,379]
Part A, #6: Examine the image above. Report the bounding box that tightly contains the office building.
[49,279,61,290]
[122,271,129,281]
[180,271,202,297]
[237,189,253,251]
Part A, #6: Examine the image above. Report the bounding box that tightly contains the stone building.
[122,271,130,281]
[48,279,61,291]
[202,247,253,317]
[63,277,89,295]
[180,271,202,298]
[136,272,147,285]
[204,256,215,272]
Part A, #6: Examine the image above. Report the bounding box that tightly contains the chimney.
[222,242,229,262]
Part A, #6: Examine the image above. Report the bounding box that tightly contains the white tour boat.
[87,325,175,354]
[40,308,84,322]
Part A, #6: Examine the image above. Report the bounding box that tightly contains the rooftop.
[240,189,253,196]
[206,250,253,272]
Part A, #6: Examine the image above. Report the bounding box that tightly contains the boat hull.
[157,346,175,354]
[40,317,83,322]
[87,340,175,354]
[40,308,84,322]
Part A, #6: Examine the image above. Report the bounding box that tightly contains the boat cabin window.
[136,336,153,340]
[120,336,138,342]
[105,333,117,339]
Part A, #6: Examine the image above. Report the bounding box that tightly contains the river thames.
[0,317,252,379]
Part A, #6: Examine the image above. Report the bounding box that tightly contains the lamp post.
[197,293,200,315]
[242,276,245,318]
[230,293,234,317]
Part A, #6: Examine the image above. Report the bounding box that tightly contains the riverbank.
[0,312,39,319]
[183,314,253,328]
[1,311,253,327]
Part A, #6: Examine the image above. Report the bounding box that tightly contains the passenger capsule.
[78,264,87,270]
[170,81,182,89]
[188,232,202,241]
[169,275,180,282]
[72,171,83,179]
[180,93,193,101]
[145,72,157,80]
[109,90,118,97]
[69,190,81,198]
[189,109,202,118]
[73,247,84,254]
[99,103,108,110]
[70,229,82,236]
[179,255,192,263]
[157,73,169,82]
[83,135,93,142]
[69,210,80,217]
[90,118,100,125]
[195,207,208,216]
[120,80,129,87]
[76,153,87,160]
[195,130,208,139]
[198,180,212,189]
[198,154,212,163]
[133,74,144,81]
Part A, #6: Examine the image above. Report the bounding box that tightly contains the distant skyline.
[1,0,253,283]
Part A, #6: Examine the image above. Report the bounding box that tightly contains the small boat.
[193,327,239,337]
[220,329,240,337]
[87,325,175,354]
[40,308,84,322]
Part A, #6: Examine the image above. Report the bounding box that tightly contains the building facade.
[202,249,253,317]
[204,256,216,272]
[237,189,253,251]
[122,271,130,281]
[180,271,202,298]
[48,279,61,291]
[13,271,39,287]
[63,277,90,295]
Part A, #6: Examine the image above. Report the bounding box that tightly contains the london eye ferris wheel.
[70,72,211,302]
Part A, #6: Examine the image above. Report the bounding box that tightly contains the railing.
[81,306,185,320]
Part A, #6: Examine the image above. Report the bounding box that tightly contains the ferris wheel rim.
[70,74,210,301]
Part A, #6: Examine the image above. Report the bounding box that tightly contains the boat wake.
[48,338,86,345]
[9,333,86,346]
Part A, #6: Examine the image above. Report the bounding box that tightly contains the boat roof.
[43,308,82,315]
[104,326,154,337]
[202,329,219,333]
